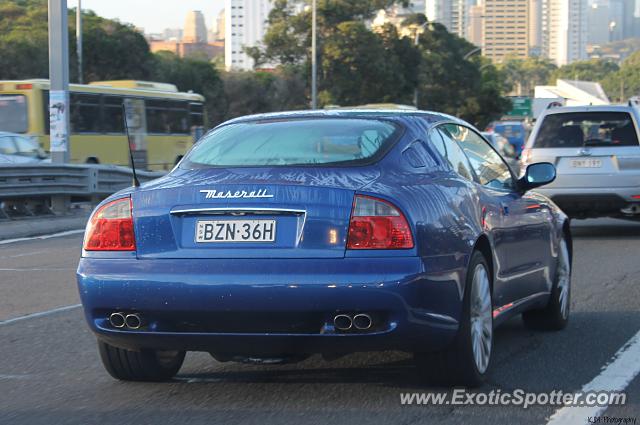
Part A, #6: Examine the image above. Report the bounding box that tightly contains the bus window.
[71,93,101,133]
[146,100,190,135]
[103,96,125,133]
[189,103,204,127]
[0,95,28,133]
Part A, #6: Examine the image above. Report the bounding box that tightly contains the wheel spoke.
[470,263,492,374]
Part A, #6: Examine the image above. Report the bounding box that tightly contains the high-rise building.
[467,4,483,46]
[210,9,226,42]
[183,10,208,43]
[225,0,274,70]
[541,0,587,65]
[425,0,468,38]
[482,0,530,62]
[587,1,612,46]
[529,0,543,55]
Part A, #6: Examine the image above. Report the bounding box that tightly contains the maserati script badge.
[200,189,274,199]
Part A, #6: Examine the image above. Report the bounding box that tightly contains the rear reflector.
[84,197,136,251]
[15,83,32,90]
[347,196,413,249]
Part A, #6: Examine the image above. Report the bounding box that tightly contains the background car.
[0,131,49,164]
[481,131,518,174]
[77,110,569,388]
[521,104,640,220]
[487,121,528,157]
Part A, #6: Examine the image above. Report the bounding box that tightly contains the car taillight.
[347,195,413,250]
[84,197,136,251]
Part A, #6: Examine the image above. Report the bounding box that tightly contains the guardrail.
[0,164,164,218]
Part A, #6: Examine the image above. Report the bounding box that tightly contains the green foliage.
[416,24,509,127]
[549,59,619,85]
[497,56,557,96]
[320,22,417,106]
[221,68,307,119]
[151,52,226,126]
[602,51,640,102]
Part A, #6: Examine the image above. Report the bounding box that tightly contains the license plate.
[570,159,602,168]
[196,220,276,243]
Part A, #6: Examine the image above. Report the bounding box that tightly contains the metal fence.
[0,164,164,218]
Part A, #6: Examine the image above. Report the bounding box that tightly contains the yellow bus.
[0,79,205,170]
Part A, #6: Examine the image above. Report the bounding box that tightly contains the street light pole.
[413,22,429,108]
[311,0,317,110]
[48,0,70,164]
[76,0,83,84]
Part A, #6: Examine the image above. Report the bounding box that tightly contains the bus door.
[124,98,148,170]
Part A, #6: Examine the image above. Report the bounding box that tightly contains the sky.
[67,0,225,34]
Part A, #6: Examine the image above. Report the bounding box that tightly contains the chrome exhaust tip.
[334,314,353,331]
[124,313,142,330]
[109,312,125,328]
[353,313,372,330]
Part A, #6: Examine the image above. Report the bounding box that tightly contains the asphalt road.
[1,219,639,424]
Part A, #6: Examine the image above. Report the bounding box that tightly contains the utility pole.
[311,0,317,110]
[76,0,83,84]
[413,22,429,108]
[48,0,70,164]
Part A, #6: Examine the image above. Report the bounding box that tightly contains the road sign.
[506,97,532,117]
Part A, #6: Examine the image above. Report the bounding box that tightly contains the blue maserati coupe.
[77,110,571,387]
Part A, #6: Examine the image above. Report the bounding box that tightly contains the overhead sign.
[506,97,532,118]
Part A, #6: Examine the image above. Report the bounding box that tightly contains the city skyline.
[67,0,224,33]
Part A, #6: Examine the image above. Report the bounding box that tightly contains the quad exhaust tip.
[109,312,125,328]
[125,313,142,329]
[333,313,373,331]
[333,314,353,331]
[353,313,372,330]
[109,312,143,329]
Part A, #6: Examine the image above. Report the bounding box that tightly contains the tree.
[602,51,640,102]
[151,52,226,125]
[415,23,510,127]
[549,59,619,85]
[498,56,557,96]
[221,68,307,120]
[0,1,155,82]
[319,22,417,106]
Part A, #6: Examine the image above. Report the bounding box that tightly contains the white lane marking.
[0,268,76,272]
[0,374,30,380]
[0,229,85,246]
[0,304,81,327]
[0,250,47,260]
[546,329,640,425]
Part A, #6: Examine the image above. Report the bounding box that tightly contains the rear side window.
[183,118,401,167]
[534,112,639,148]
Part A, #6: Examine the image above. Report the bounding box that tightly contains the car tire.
[522,235,571,331]
[98,341,185,382]
[415,251,493,387]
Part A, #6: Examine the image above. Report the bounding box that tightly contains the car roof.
[221,109,468,127]
[541,104,639,115]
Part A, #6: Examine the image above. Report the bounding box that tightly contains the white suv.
[522,104,640,219]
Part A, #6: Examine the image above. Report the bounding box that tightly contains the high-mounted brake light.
[84,197,136,251]
[347,196,413,250]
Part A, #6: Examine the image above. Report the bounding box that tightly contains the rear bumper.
[535,187,640,218]
[76,256,465,355]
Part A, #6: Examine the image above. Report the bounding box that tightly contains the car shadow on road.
[571,219,640,239]
[171,309,640,393]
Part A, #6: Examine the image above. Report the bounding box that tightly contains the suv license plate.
[571,159,602,168]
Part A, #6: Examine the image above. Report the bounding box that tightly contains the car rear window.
[534,112,639,148]
[182,118,401,167]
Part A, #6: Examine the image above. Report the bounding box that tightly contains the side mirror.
[519,162,556,191]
